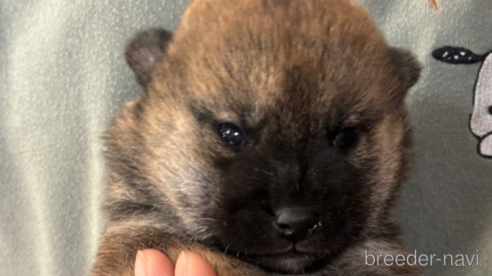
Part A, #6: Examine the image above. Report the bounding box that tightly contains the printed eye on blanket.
[433,47,492,158]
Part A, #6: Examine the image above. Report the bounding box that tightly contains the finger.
[135,249,175,276]
[175,251,217,276]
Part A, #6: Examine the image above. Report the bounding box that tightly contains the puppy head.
[109,0,420,273]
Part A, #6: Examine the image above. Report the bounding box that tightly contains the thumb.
[175,251,217,276]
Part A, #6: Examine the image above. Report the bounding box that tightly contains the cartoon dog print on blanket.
[433,47,492,158]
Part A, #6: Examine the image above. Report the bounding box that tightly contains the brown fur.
[91,0,421,275]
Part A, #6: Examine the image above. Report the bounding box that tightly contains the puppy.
[91,0,421,275]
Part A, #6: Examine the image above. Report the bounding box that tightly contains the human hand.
[134,249,217,276]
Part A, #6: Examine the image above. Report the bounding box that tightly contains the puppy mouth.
[243,248,325,274]
[245,246,319,257]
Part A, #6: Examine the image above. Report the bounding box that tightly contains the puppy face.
[109,0,420,274]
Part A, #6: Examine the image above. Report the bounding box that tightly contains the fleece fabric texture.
[0,1,491,276]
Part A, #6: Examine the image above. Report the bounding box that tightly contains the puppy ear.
[125,28,172,87]
[389,48,421,99]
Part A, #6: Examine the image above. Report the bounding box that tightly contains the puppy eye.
[332,128,359,150]
[218,123,246,148]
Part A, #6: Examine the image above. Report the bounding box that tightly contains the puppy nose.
[274,207,320,242]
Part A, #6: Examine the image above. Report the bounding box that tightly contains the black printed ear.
[432,46,486,64]
[389,48,422,97]
[125,28,173,87]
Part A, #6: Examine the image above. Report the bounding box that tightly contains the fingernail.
[135,250,148,276]
[175,251,188,276]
